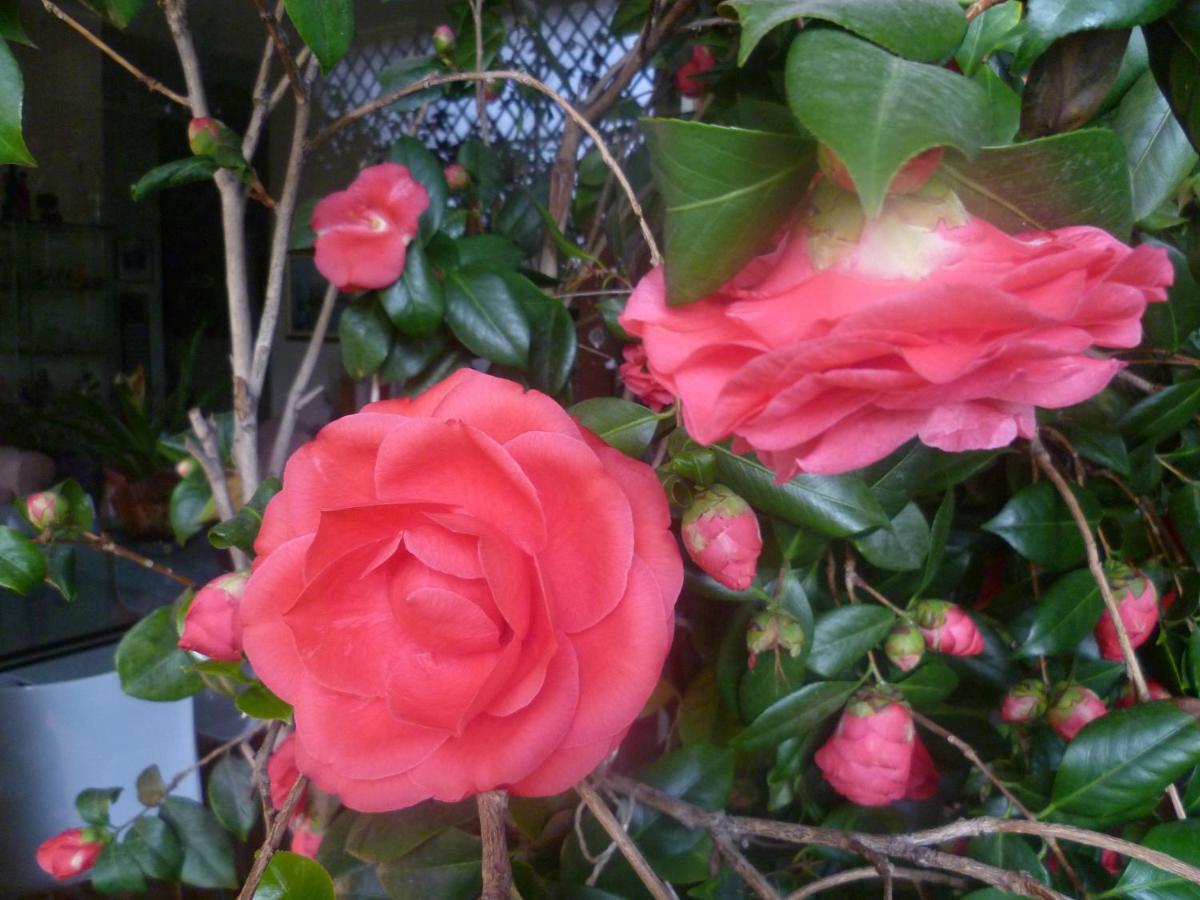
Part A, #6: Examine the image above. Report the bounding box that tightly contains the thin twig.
[236,772,307,900]
[250,721,284,827]
[711,826,781,900]
[787,866,969,899]
[185,411,236,522]
[242,0,279,159]
[470,0,490,145]
[62,531,196,588]
[249,0,304,101]
[164,724,266,796]
[269,283,338,475]
[478,791,513,899]
[40,0,189,107]
[577,780,676,900]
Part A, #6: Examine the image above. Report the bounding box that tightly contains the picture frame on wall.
[286,253,342,339]
[115,237,153,283]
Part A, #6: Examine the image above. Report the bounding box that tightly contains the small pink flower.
[619,344,674,411]
[312,163,429,292]
[914,600,984,656]
[1047,684,1107,741]
[1095,574,1159,661]
[1113,678,1171,709]
[36,828,103,880]
[432,24,455,55]
[25,490,66,531]
[681,484,762,591]
[178,572,249,661]
[1000,680,1048,724]
[815,690,928,806]
[289,814,323,859]
[443,163,470,192]
[674,45,715,98]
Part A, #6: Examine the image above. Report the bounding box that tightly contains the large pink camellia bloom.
[312,163,428,292]
[621,183,1173,478]
[240,369,682,811]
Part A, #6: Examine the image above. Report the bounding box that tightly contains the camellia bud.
[267,733,307,815]
[432,24,456,55]
[884,621,925,672]
[443,163,470,192]
[818,143,944,196]
[175,457,197,479]
[290,814,323,858]
[1113,678,1171,709]
[746,610,805,669]
[674,45,715,98]
[24,489,66,531]
[1046,683,1107,741]
[1102,849,1124,875]
[36,827,104,880]
[1000,679,1048,724]
[913,600,984,656]
[681,484,762,591]
[187,116,222,157]
[1094,572,1159,661]
[178,571,250,661]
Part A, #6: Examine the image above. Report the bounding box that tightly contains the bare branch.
[470,0,490,145]
[249,0,305,102]
[236,772,307,900]
[269,283,338,475]
[786,866,968,899]
[576,780,677,900]
[711,826,781,900]
[478,790,513,899]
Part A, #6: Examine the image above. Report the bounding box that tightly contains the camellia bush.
[13,0,1200,897]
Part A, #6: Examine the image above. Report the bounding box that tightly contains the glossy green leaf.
[131,157,218,202]
[1147,6,1200,154]
[1059,422,1132,475]
[853,501,930,572]
[0,37,32,166]
[343,799,475,864]
[207,753,257,841]
[917,489,955,595]
[0,525,44,594]
[1113,819,1200,898]
[48,477,95,531]
[570,398,660,457]
[91,842,147,894]
[124,816,183,882]
[380,243,444,338]
[136,764,167,807]
[208,476,280,555]
[159,797,237,889]
[1115,71,1198,222]
[453,235,523,271]
[1017,0,1178,70]
[378,828,482,900]
[456,139,504,206]
[76,787,121,826]
[256,851,336,900]
[974,64,1022,145]
[379,332,447,385]
[83,0,144,28]
[236,683,293,721]
[865,443,997,516]
[1120,378,1200,445]
[808,605,895,677]
[732,681,857,751]
[1144,240,1200,352]
[170,470,214,545]
[387,136,446,240]
[1019,568,1106,657]
[956,2,1024,75]
[642,119,815,305]
[504,273,576,396]
[116,606,204,701]
[339,298,392,380]
[283,0,353,73]
[0,2,33,46]
[1020,29,1131,138]
[982,480,1102,571]
[444,269,530,368]
[967,835,1049,886]
[786,28,989,216]
[940,130,1134,238]
[713,445,888,537]
[1169,483,1200,569]
[1047,703,1200,825]
[720,0,966,66]
[895,660,959,707]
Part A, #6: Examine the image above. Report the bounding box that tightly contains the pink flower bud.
[175,458,197,479]
[1101,849,1123,875]
[818,144,944,196]
[289,814,323,858]
[432,24,456,55]
[913,600,984,656]
[1001,679,1048,724]
[1094,574,1159,661]
[443,162,470,192]
[619,344,675,411]
[267,732,305,814]
[187,117,221,156]
[1047,684,1107,741]
[905,735,939,800]
[674,45,715,98]
[178,572,249,661]
[746,610,805,669]
[36,828,103,880]
[24,490,66,531]
[681,484,762,591]
[1113,678,1171,709]
[814,689,924,806]
[884,622,925,672]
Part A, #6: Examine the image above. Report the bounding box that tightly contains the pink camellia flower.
[432,24,456,55]
[312,163,429,292]
[1094,573,1159,661]
[1113,678,1171,709]
[289,814,323,859]
[620,182,1172,479]
[35,828,103,880]
[24,490,66,531]
[240,369,682,812]
[1000,679,1049,724]
[1047,684,1107,741]
[619,344,675,411]
[178,572,249,661]
[815,689,934,806]
[1102,849,1124,875]
[674,45,715,98]
[680,484,762,590]
[267,733,306,814]
[819,144,944,196]
[913,600,984,656]
[884,622,925,672]
[443,163,470,192]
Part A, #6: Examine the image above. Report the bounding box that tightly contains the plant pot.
[103,466,178,541]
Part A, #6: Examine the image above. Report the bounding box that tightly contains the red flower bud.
[884,622,925,672]
[267,732,307,816]
[432,24,456,55]
[818,144,944,196]
[178,572,249,661]
[1101,849,1123,875]
[913,600,984,656]
[187,117,222,156]
[36,828,103,880]
[1001,679,1048,724]
[619,344,675,411]
[24,489,66,531]
[1113,678,1171,709]
[290,814,323,858]
[443,163,470,192]
[905,735,939,800]
[1094,574,1159,661]
[1047,684,1107,741]
[674,45,715,98]
[681,484,762,591]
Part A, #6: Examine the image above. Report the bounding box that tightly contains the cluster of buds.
[36,828,105,881]
[680,484,762,591]
[746,609,806,670]
[178,571,249,661]
[1094,569,1160,661]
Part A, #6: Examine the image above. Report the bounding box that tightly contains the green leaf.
[124,816,183,882]
[453,235,523,271]
[116,606,204,701]
[1143,240,1200,352]
[255,851,336,900]
[1115,71,1198,222]
[570,398,660,457]
[387,136,446,240]
[76,786,121,826]
[503,273,576,396]
[379,332,447,385]
[0,2,34,47]
[207,753,257,841]
[808,605,895,677]
[1020,29,1132,138]
[1113,819,1200,898]
[380,243,444,338]
[55,477,96,531]
[457,139,504,206]
[159,797,238,889]
[713,445,888,537]
[1017,0,1178,70]
[967,834,1049,886]
[1119,378,1200,446]
[169,470,214,545]
[236,682,293,721]
[1190,629,1200,694]
[732,680,858,751]
[0,38,32,166]
[131,157,218,202]
[785,28,989,216]
[917,489,955,596]
[91,842,147,894]
[339,298,392,380]
[209,476,281,555]
[895,660,959,707]
[1170,483,1200,570]
[1147,7,1200,154]
[83,0,145,28]
[940,129,1134,238]
[865,442,996,516]
[0,525,44,594]
[444,269,530,368]
[973,64,1022,145]
[720,0,966,66]
[852,501,930,572]
[642,119,815,305]
[343,799,476,863]
[136,764,167,807]
[1047,703,1200,825]
[283,0,353,73]
[982,480,1102,571]
[377,828,482,900]
[1019,568,1105,657]
[956,1,1024,75]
